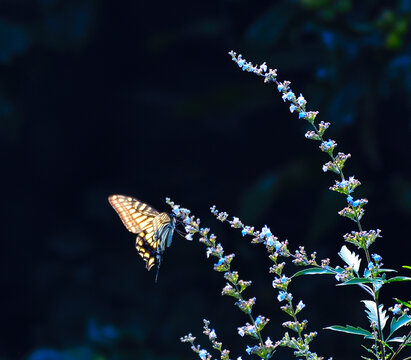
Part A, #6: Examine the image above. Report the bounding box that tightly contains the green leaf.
[325,325,373,338]
[385,276,411,283]
[336,278,376,286]
[376,268,397,273]
[388,336,409,343]
[362,300,388,331]
[338,245,361,274]
[293,268,334,277]
[403,265,411,270]
[388,314,411,339]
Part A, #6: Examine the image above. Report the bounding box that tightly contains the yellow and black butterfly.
[108,195,176,282]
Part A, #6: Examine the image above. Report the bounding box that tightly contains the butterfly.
[108,195,176,282]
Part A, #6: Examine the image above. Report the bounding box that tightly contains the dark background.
[2,0,411,359]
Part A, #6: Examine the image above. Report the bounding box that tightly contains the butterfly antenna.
[174,226,187,239]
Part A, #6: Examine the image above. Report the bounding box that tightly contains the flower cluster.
[238,316,269,339]
[211,206,326,360]
[322,152,351,174]
[343,229,382,250]
[181,321,237,360]
[169,199,279,359]
[329,176,361,194]
[228,51,277,83]
[180,333,211,360]
[230,51,318,125]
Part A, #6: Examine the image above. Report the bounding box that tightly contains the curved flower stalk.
[180,320,233,360]
[168,198,325,360]
[227,51,411,359]
[168,199,278,359]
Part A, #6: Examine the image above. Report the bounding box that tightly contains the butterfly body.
[108,195,175,279]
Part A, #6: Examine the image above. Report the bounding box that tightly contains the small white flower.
[392,304,401,315]
[198,349,208,360]
[265,337,273,347]
[296,300,305,311]
[297,93,306,106]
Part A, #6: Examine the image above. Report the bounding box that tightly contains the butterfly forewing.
[108,195,175,273]
[108,195,159,234]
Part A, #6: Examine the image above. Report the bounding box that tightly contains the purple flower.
[237,59,246,68]
[199,349,208,360]
[286,91,294,101]
[266,237,274,247]
[297,94,306,106]
[296,300,305,311]
[280,275,288,284]
[372,254,382,263]
[277,291,287,301]
[392,304,401,315]
[299,111,307,119]
[352,200,361,207]
[260,225,272,239]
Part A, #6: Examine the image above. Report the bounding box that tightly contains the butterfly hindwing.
[135,232,157,271]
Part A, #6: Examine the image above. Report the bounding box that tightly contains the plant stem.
[233,282,265,347]
[389,329,411,360]
[373,293,386,360]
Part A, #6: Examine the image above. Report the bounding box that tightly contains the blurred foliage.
[1,0,410,359]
